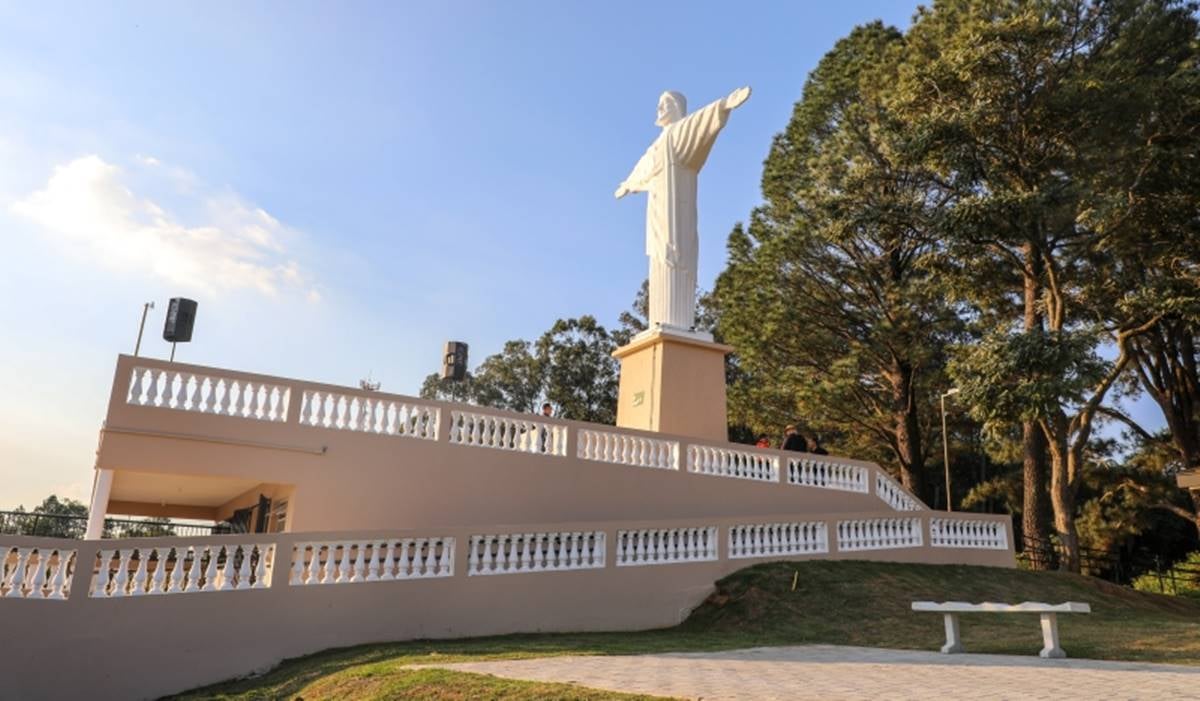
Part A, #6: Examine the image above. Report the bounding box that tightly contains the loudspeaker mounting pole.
[133,301,155,357]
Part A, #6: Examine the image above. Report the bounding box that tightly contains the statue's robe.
[622,99,731,330]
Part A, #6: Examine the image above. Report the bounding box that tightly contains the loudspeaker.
[163,298,198,343]
[442,341,468,381]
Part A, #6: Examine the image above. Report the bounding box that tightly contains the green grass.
[174,560,1200,700]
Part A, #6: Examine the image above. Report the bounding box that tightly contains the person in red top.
[755,434,770,449]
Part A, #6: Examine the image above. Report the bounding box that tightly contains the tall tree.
[420,316,622,424]
[902,0,1200,570]
[536,316,620,423]
[716,23,958,501]
[472,340,544,413]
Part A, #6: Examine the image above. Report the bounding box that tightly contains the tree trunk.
[1022,422,1050,544]
[1047,432,1081,573]
[1192,490,1200,543]
[1021,242,1051,562]
[893,361,928,504]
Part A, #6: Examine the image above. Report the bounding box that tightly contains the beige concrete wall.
[99,355,935,534]
[1,509,1012,700]
[106,501,218,520]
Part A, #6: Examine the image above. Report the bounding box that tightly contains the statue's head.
[656,91,686,127]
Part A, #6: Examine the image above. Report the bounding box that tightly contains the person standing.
[755,434,770,449]
[537,402,555,453]
[782,425,807,452]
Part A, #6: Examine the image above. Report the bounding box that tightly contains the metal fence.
[1020,534,1200,593]
[0,511,230,539]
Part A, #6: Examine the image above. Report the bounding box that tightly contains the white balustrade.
[448,410,567,456]
[929,518,1008,550]
[615,527,718,566]
[1,546,76,600]
[688,445,778,482]
[728,522,829,559]
[577,429,678,470]
[787,458,868,493]
[836,517,923,551]
[126,367,291,422]
[89,543,273,597]
[467,532,605,576]
[290,538,454,585]
[875,473,924,511]
[299,390,439,440]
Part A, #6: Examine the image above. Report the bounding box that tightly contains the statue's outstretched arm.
[723,86,751,111]
[615,147,656,199]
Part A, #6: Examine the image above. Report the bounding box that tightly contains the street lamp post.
[941,388,960,512]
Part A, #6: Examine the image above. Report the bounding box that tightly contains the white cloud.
[10,155,320,300]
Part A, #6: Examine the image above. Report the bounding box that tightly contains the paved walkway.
[431,645,1200,700]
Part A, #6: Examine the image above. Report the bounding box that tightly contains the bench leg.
[941,613,965,654]
[1039,613,1065,658]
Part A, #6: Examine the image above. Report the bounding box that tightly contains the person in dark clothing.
[808,434,829,455]
[782,425,808,452]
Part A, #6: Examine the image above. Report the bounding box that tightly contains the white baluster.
[308,545,326,585]
[348,543,364,582]
[217,546,236,590]
[232,546,251,589]
[253,546,269,587]
[110,550,132,597]
[378,540,397,580]
[23,549,47,598]
[150,549,168,594]
[3,547,28,597]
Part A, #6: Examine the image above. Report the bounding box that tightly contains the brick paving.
[430,645,1200,700]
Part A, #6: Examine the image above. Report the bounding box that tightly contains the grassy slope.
[175,560,1200,700]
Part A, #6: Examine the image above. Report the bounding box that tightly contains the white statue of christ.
[616,86,751,334]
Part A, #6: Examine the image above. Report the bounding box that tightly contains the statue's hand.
[615,184,630,199]
[725,85,751,110]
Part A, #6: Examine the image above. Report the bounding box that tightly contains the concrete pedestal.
[613,327,731,442]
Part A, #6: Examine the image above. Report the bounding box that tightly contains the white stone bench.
[912,601,1091,658]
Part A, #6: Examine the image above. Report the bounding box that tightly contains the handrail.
[0,511,229,539]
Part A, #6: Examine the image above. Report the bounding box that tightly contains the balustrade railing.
[836,517,923,552]
[615,527,718,566]
[467,532,605,575]
[577,429,678,470]
[787,458,868,493]
[298,391,439,440]
[447,410,567,456]
[89,543,274,597]
[127,367,290,422]
[2,546,76,600]
[688,445,778,482]
[290,538,454,584]
[728,522,829,559]
[930,518,1008,550]
[115,360,949,513]
[875,473,924,511]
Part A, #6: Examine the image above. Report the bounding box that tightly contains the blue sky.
[0,1,1161,509]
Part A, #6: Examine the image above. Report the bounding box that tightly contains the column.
[85,469,114,540]
[1039,612,1065,658]
[940,613,965,654]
